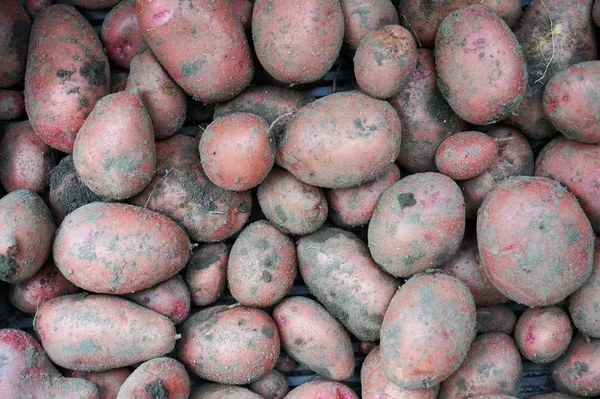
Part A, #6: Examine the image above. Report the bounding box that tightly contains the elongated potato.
[552,334,600,396]
[569,239,600,337]
[284,381,359,399]
[0,0,30,88]
[186,243,228,306]
[117,357,190,399]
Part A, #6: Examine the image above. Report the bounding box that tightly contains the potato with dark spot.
[476,305,517,335]
[297,227,399,341]
[551,334,600,396]
[190,384,262,399]
[186,243,228,306]
[435,132,498,180]
[369,172,465,278]
[116,357,190,399]
[179,306,280,384]
[477,176,594,306]
[249,369,288,399]
[569,238,600,338]
[340,0,399,49]
[515,306,573,363]
[101,0,148,69]
[284,381,359,399]
[0,0,30,88]
[273,296,355,381]
[0,90,24,120]
[69,368,132,399]
[274,351,298,373]
[381,271,476,390]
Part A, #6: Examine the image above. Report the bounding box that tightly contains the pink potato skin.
[569,239,600,337]
[552,334,600,396]
[69,368,132,399]
[476,305,517,335]
[389,49,467,173]
[284,381,359,399]
[477,177,594,307]
[340,0,399,49]
[186,243,228,306]
[0,329,98,399]
[53,202,191,294]
[190,384,263,399]
[0,0,30,88]
[25,0,54,18]
[0,90,24,119]
[116,357,190,399]
[435,6,527,125]
[25,4,109,152]
[101,0,148,69]
[34,294,177,371]
[435,131,499,180]
[136,0,253,103]
[248,369,289,399]
[231,0,253,31]
[0,121,55,193]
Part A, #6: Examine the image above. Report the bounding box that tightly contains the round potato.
[248,370,288,399]
[340,0,399,49]
[552,334,600,396]
[116,358,190,399]
[0,89,24,119]
[435,131,498,180]
[186,243,228,306]
[100,0,148,69]
[569,238,600,338]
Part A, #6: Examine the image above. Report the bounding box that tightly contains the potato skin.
[570,239,600,337]
[248,369,288,399]
[71,0,119,9]
[551,334,600,396]
[435,131,498,180]
[231,0,253,30]
[0,1,30,88]
[34,293,177,371]
[186,243,228,306]
[100,0,148,69]
[274,351,298,373]
[273,296,355,381]
[178,306,280,384]
[530,395,584,399]
[297,227,399,341]
[0,89,24,119]
[284,381,359,399]
[69,368,132,399]
[368,172,465,278]
[25,0,53,18]
[439,333,522,399]
[476,305,517,335]
[137,0,253,103]
[477,176,594,306]
[53,202,191,294]
[25,4,109,152]
[117,357,190,399]
[190,384,263,399]
[277,91,402,189]
[381,271,476,390]
[340,0,399,49]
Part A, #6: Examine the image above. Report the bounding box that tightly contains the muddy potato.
[552,334,600,396]
[284,381,359,399]
[186,243,228,306]
[340,0,399,49]
[435,131,498,180]
[116,357,190,399]
[69,368,132,399]
[0,90,24,120]
[569,238,600,337]
[0,0,30,88]
[248,370,288,399]
[101,0,148,69]
[476,305,517,335]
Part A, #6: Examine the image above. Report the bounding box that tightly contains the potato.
[530,395,584,399]
[231,0,253,31]
[361,341,377,355]
[190,384,263,399]
[470,396,517,399]
[570,238,600,338]
[435,132,498,180]
[100,0,148,69]
[71,0,119,9]
[273,296,355,381]
[25,4,109,152]
[340,0,399,49]
[127,49,186,139]
[381,271,476,389]
[0,0,30,88]
[8,261,79,314]
[186,243,228,306]
[476,305,517,335]
[0,121,55,193]
[35,293,177,371]
[53,202,191,294]
[73,90,156,200]
[459,126,534,219]
[110,71,129,93]
[69,368,132,399]
[0,190,55,283]
[435,6,527,125]
[362,346,439,399]
[297,227,399,341]
[274,351,298,373]
[439,333,522,399]
[477,176,594,306]
[0,329,99,398]
[116,357,190,399]
[248,369,288,399]
[277,90,402,188]
[257,167,328,235]
[508,0,597,139]
[137,0,253,103]
[368,172,465,278]
[389,49,467,172]
[25,0,53,18]
[179,306,280,384]
[552,334,600,396]
[228,221,296,307]
[354,25,418,99]
[130,135,252,242]
[0,89,24,119]
[535,136,600,234]
[284,381,359,399]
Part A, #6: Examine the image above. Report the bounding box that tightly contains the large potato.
[569,238,600,337]
[552,334,600,396]
[0,0,30,88]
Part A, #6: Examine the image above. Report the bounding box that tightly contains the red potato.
[70,368,132,399]
[361,341,378,355]
[190,384,263,399]
[476,305,517,335]
[570,239,600,338]
[274,351,298,373]
[231,0,253,31]
[25,0,53,18]
[53,202,191,294]
[137,0,253,103]
[0,190,55,283]
[0,1,30,88]
[8,261,79,314]
[552,334,600,396]
[284,381,359,399]
[253,0,344,84]
[130,135,252,242]
[73,90,156,200]
[340,0,399,49]
[71,0,120,9]
[185,243,228,306]
[439,333,522,399]
[248,369,289,399]
[514,306,573,363]
[354,25,418,99]
[0,121,55,193]
[368,172,465,278]
[435,132,499,180]
[179,306,280,384]
[116,357,190,399]
[477,176,594,306]
[101,0,148,69]
[25,5,109,153]
[0,90,24,119]
[127,49,186,139]
[35,293,177,371]
[0,329,99,398]
[110,72,129,93]
[277,90,402,189]
[274,296,355,381]
[389,49,467,173]
[435,6,527,125]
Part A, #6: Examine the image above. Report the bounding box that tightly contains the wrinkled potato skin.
[0,0,30,88]
[569,239,600,337]
[100,0,148,69]
[186,243,228,306]
[69,368,132,399]
[284,381,359,399]
[435,131,498,180]
[552,334,600,396]
[341,0,399,49]
[476,305,517,335]
[116,358,190,399]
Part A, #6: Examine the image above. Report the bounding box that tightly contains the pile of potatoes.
[2,0,600,398]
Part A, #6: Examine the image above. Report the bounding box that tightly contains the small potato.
[435,131,498,180]
[368,172,465,278]
[190,384,262,399]
[110,72,129,93]
[274,351,298,373]
[0,190,55,283]
[231,0,252,31]
[185,243,228,306]
[340,0,399,49]
[552,334,600,396]
[25,0,53,18]
[100,0,148,69]
[0,1,30,88]
[476,305,517,335]
[117,357,190,399]
[273,296,355,381]
[0,121,55,193]
[257,167,328,235]
[569,239,600,338]
[0,90,24,120]
[228,221,296,307]
[284,381,359,399]
[515,306,574,363]
[439,333,522,399]
[71,0,119,9]
[248,369,288,399]
[69,368,132,399]
[199,113,274,191]
[35,294,177,371]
